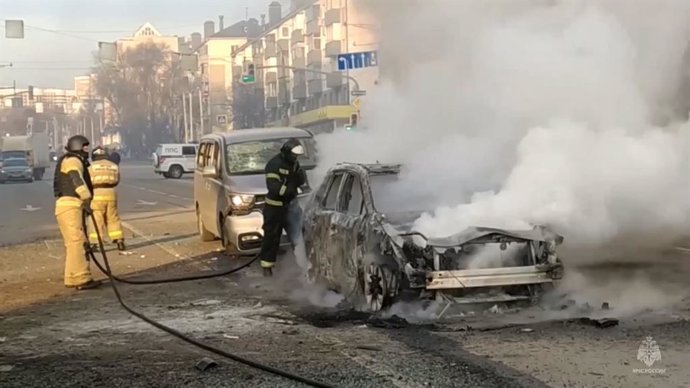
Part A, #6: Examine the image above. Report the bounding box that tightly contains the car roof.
[3,157,28,162]
[201,127,313,144]
[332,162,401,175]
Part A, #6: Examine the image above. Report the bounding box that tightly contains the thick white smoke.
[315,0,690,256]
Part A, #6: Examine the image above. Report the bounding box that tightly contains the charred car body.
[303,163,564,312]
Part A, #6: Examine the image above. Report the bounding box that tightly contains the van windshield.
[226,137,316,175]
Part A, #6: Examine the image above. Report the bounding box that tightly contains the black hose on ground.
[86,213,336,388]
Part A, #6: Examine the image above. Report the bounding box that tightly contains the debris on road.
[223,334,240,339]
[0,365,14,372]
[194,357,218,372]
[601,302,610,310]
[366,314,409,329]
[355,345,382,351]
[576,317,619,328]
[521,328,534,333]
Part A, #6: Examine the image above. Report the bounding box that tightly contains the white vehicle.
[0,132,50,180]
[152,143,198,179]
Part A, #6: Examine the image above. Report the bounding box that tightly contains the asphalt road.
[0,160,194,246]
[1,160,690,387]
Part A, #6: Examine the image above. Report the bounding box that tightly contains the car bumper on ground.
[224,211,290,254]
[425,264,561,290]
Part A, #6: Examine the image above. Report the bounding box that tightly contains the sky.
[0,0,288,89]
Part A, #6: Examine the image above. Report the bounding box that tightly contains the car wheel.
[169,165,184,179]
[27,178,34,183]
[197,210,215,242]
[354,262,398,313]
[162,172,171,179]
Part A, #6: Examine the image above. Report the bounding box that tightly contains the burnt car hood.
[382,221,563,248]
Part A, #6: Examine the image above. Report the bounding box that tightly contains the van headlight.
[229,194,255,208]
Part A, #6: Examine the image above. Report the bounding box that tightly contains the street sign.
[351,90,366,96]
[216,115,227,125]
[337,50,378,71]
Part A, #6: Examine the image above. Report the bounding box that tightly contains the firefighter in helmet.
[53,135,101,290]
[259,138,307,277]
[88,146,125,251]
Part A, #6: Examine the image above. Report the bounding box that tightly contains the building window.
[282,27,289,37]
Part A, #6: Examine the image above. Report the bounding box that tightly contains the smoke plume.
[315,0,690,257]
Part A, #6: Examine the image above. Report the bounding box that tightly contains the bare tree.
[93,42,187,157]
[232,82,265,129]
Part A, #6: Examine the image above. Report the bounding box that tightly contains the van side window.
[206,142,217,168]
[197,143,208,168]
[182,146,196,156]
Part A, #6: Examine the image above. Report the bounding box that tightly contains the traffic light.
[28,85,34,100]
[242,63,256,84]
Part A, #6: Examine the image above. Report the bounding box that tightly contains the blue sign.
[337,50,378,71]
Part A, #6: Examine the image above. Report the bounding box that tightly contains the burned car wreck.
[303,163,564,312]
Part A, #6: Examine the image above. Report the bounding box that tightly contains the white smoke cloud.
[315,0,690,254]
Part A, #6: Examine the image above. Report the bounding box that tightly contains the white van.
[153,143,198,179]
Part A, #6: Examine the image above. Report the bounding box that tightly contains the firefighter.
[88,146,125,251]
[259,138,307,277]
[109,149,121,165]
[54,135,101,290]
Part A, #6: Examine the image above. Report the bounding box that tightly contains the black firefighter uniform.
[258,153,306,269]
[88,158,124,244]
[54,154,95,286]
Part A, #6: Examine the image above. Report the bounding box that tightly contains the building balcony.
[325,8,341,26]
[292,55,306,69]
[306,4,320,22]
[278,84,290,103]
[265,71,277,84]
[326,72,343,88]
[308,78,323,94]
[291,29,304,45]
[293,83,307,99]
[264,43,277,59]
[266,96,278,108]
[307,49,323,67]
[306,19,320,36]
[277,39,290,52]
[325,40,342,57]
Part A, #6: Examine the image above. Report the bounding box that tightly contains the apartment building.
[116,23,179,54]
[197,18,263,132]
[230,0,379,133]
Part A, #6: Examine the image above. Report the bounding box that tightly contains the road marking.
[127,184,193,201]
[676,246,690,254]
[136,199,158,206]
[120,220,185,260]
[20,205,41,212]
[315,335,418,388]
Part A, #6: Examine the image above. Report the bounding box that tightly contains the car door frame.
[308,170,347,286]
[332,170,371,296]
[181,145,197,172]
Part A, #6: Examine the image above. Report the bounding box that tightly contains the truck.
[0,132,51,180]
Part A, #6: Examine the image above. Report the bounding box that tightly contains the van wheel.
[169,165,184,179]
[197,211,214,242]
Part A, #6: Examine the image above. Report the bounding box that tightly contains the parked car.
[0,157,35,183]
[152,143,198,179]
[194,127,316,254]
[302,162,564,312]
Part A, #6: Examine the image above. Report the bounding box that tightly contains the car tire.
[162,172,171,179]
[197,210,215,242]
[353,257,399,313]
[27,178,34,183]
[169,165,184,179]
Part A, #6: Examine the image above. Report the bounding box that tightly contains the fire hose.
[85,212,335,388]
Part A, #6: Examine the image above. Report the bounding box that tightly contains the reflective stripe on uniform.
[55,197,83,208]
[260,260,275,268]
[93,195,116,201]
[279,168,289,175]
[109,230,124,239]
[266,173,281,180]
[265,198,283,206]
[279,185,287,196]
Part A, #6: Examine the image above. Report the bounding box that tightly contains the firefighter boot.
[263,267,273,277]
[116,240,126,251]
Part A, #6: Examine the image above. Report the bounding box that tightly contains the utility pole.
[188,93,194,141]
[182,94,189,142]
[198,89,204,136]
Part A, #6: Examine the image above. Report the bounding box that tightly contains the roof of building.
[211,19,263,39]
[231,0,316,57]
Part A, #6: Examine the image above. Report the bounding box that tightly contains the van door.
[201,140,223,236]
[194,142,209,212]
[182,145,197,172]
